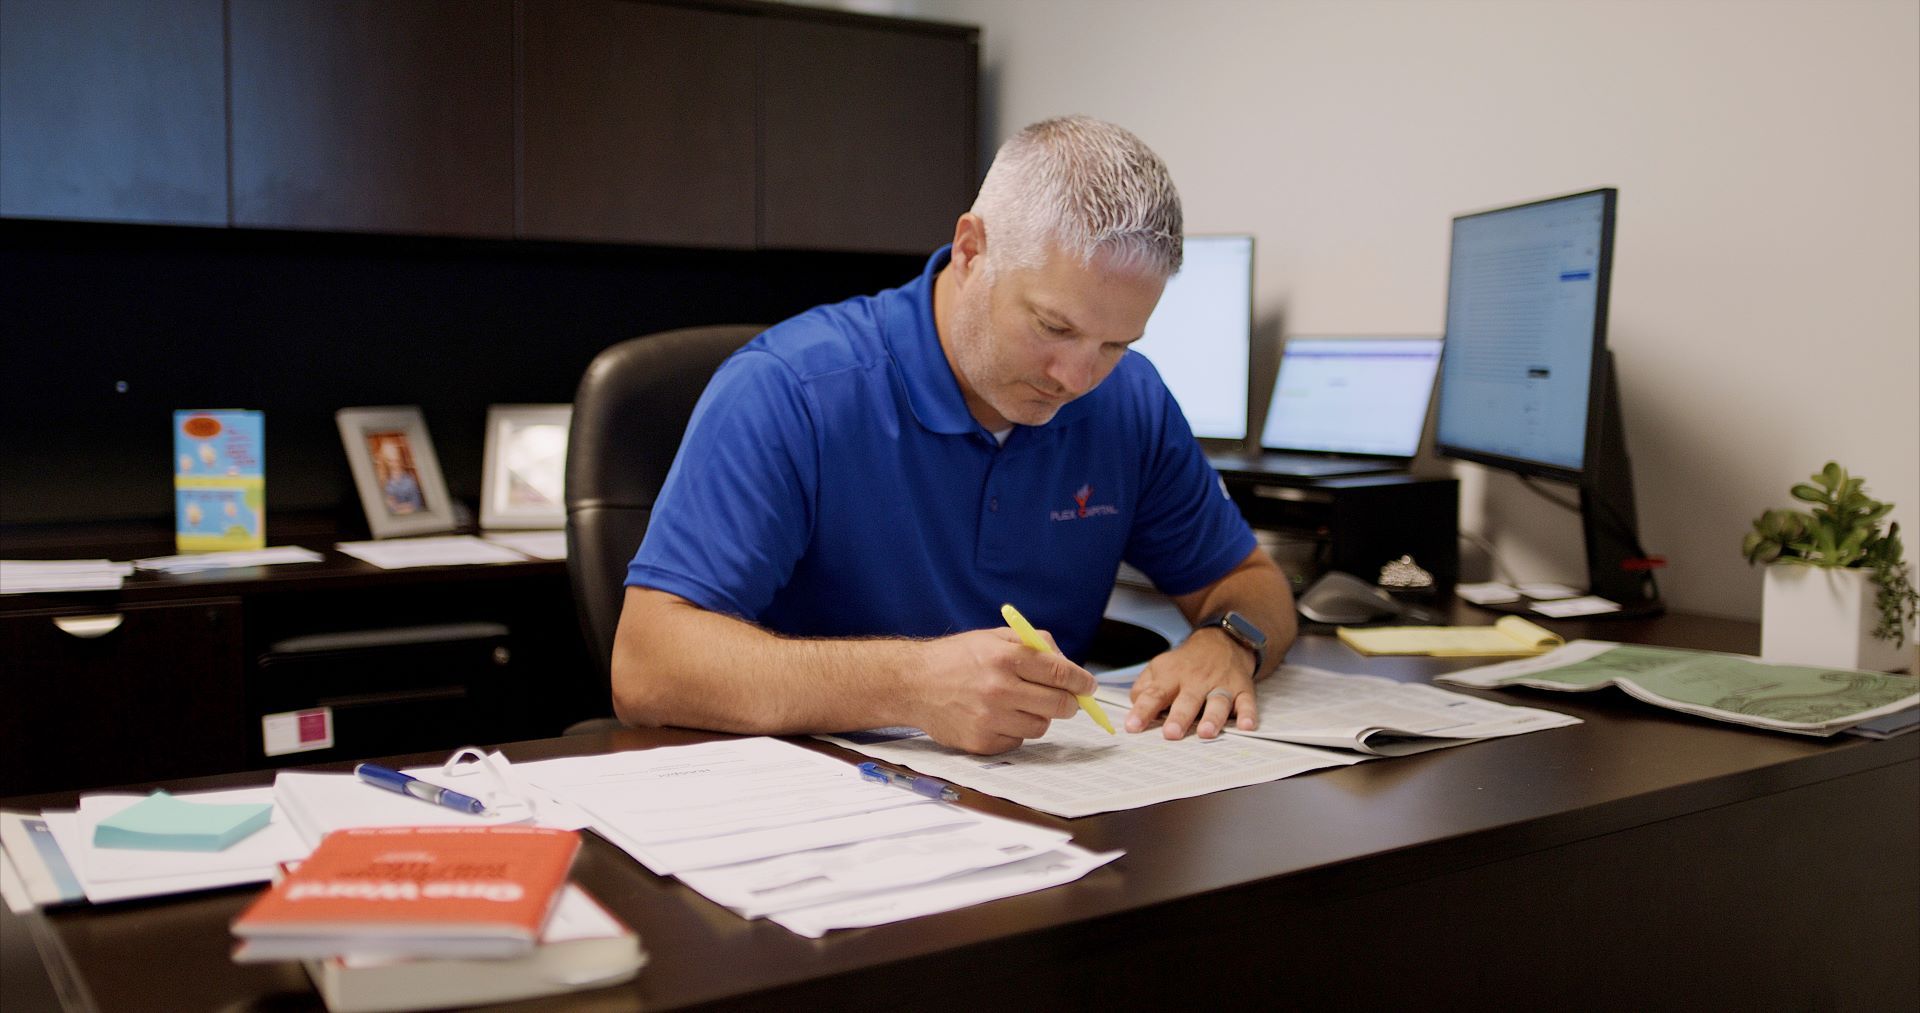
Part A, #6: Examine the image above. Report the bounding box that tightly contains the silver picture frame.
[335,406,456,539]
[479,403,571,531]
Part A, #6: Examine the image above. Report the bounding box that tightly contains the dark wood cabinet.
[0,598,246,796]
[228,0,515,237]
[2,0,976,250]
[0,538,594,797]
[758,16,977,254]
[0,0,227,225]
[520,1,757,248]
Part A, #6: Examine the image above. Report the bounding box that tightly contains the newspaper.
[1091,663,1580,756]
[1435,640,1920,736]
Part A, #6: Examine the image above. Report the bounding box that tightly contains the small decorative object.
[480,404,571,530]
[174,409,265,552]
[1744,462,1918,672]
[1378,555,1434,591]
[336,406,456,539]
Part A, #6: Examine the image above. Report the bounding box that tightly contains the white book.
[298,885,645,1013]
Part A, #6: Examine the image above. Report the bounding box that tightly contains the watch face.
[1223,612,1266,649]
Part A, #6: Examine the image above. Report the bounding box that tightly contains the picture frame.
[336,406,456,539]
[479,404,572,530]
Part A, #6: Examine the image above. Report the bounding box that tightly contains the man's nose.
[1044,344,1099,397]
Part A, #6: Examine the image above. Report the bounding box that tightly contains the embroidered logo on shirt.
[1050,482,1118,522]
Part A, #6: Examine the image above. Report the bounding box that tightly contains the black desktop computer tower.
[1220,472,1459,595]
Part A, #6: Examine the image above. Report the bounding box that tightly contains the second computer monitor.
[1260,337,1443,457]
[1130,234,1253,441]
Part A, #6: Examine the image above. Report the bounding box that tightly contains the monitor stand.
[1579,351,1663,616]
[1473,352,1664,621]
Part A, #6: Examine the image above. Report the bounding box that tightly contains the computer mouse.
[1296,571,1407,625]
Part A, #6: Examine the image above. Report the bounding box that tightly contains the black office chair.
[564,324,764,722]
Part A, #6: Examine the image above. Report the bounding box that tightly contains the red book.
[231,825,580,962]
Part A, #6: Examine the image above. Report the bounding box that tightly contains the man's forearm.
[611,587,916,734]
[1172,548,1298,678]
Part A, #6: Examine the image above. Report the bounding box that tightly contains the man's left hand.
[1124,629,1258,740]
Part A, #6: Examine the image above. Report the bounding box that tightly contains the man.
[613,116,1295,755]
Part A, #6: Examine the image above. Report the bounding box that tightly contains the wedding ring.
[1206,688,1234,701]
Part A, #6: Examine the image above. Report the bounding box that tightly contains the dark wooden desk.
[5,613,1916,1011]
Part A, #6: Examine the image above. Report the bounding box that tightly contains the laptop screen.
[1130,235,1253,440]
[1260,337,1443,456]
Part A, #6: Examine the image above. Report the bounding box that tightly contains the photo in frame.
[336,406,456,538]
[480,404,572,530]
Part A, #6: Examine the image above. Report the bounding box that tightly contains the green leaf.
[1790,483,1826,504]
[1820,461,1844,489]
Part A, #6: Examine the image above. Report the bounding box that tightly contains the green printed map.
[1490,645,1918,725]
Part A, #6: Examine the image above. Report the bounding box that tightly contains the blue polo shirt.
[625,247,1255,660]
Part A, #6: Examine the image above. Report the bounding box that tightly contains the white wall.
[884,0,1919,620]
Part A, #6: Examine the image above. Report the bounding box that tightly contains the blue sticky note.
[92,791,274,852]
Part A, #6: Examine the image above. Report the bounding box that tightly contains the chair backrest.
[565,324,763,703]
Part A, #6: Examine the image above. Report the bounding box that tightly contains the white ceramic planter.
[1760,564,1911,672]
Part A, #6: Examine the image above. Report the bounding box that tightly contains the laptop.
[1209,336,1443,478]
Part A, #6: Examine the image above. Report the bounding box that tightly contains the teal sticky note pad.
[92,791,274,852]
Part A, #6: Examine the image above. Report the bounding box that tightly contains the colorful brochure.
[175,409,265,552]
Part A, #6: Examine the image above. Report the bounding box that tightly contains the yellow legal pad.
[1337,615,1565,657]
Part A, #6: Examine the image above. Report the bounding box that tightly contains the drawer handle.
[53,614,124,639]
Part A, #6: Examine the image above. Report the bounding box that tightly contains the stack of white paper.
[271,755,594,850]
[513,738,1121,938]
[0,559,132,594]
[135,547,324,574]
[35,788,309,903]
[480,531,568,560]
[335,536,530,569]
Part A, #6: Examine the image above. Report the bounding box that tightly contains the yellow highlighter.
[1001,603,1115,734]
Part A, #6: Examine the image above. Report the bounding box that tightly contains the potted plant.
[1743,462,1919,671]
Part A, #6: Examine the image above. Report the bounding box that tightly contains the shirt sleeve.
[624,349,818,620]
[1123,380,1257,597]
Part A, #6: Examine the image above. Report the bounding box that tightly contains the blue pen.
[353,763,488,815]
[858,761,959,802]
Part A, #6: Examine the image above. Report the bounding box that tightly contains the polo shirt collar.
[884,245,1103,438]
[885,246,979,436]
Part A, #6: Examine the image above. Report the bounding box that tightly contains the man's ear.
[949,213,988,282]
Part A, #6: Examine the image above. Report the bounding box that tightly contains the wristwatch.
[1198,611,1267,675]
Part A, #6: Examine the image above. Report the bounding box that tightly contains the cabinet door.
[0,0,226,225]
[758,18,977,254]
[0,599,245,796]
[228,0,514,237]
[521,1,756,248]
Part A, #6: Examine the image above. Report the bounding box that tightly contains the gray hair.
[969,116,1183,279]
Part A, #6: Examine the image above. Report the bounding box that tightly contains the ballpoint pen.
[858,761,959,802]
[1001,602,1116,734]
[353,763,489,815]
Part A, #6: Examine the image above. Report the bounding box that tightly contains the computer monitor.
[1130,234,1253,441]
[1435,188,1661,613]
[1261,337,1442,457]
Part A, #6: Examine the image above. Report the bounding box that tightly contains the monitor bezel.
[1138,232,1256,445]
[1435,187,1617,485]
[1258,334,1445,457]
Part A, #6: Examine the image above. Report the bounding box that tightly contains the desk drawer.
[0,598,246,795]
[252,622,513,764]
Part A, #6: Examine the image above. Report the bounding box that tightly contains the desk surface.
[6,611,1916,1011]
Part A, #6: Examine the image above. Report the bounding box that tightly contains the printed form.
[821,714,1362,819]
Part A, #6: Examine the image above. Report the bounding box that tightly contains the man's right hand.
[909,628,1097,755]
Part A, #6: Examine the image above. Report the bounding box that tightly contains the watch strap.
[1198,611,1265,675]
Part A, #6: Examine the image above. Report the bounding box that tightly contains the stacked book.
[230,826,644,1013]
